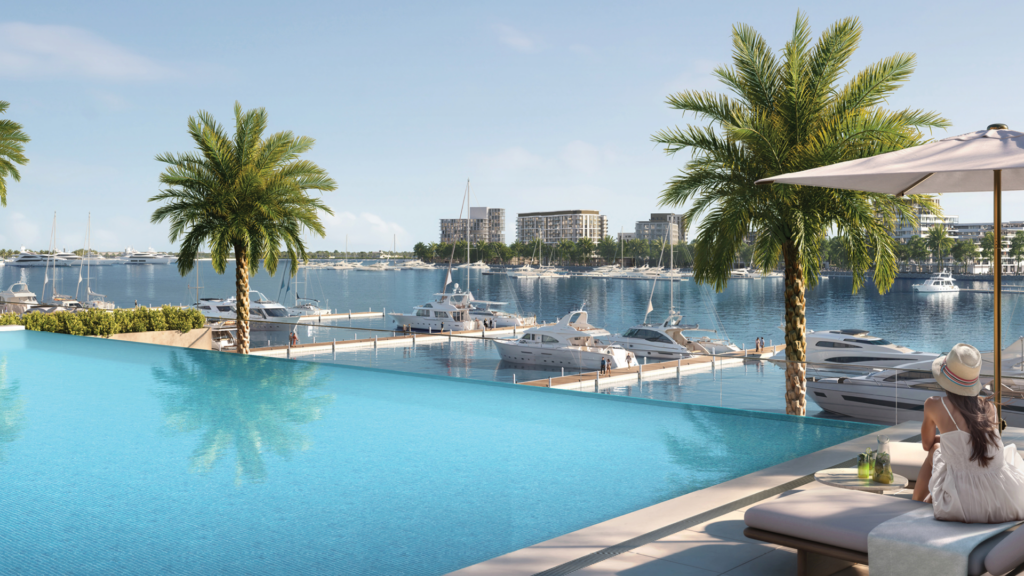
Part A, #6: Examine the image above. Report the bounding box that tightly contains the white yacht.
[468,298,536,328]
[597,313,697,360]
[357,260,399,272]
[807,351,1024,427]
[389,285,480,332]
[120,248,176,265]
[913,269,959,293]
[769,329,939,379]
[0,282,39,309]
[457,261,491,270]
[81,251,116,266]
[399,260,436,270]
[493,310,631,370]
[193,291,302,331]
[8,251,68,267]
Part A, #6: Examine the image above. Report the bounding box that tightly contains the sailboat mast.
[669,227,674,312]
[466,179,470,293]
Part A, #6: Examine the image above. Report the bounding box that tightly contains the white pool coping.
[448,420,921,575]
[0,325,25,332]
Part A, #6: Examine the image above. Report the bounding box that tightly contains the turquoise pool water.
[0,331,881,575]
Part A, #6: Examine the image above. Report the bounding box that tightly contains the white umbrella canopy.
[757,124,1017,430]
[757,128,1024,194]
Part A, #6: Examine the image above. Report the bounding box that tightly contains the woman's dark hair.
[946,393,999,467]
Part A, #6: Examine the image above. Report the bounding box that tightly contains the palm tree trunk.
[782,242,807,416]
[234,246,251,354]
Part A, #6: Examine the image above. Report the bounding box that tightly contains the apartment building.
[516,210,609,244]
[634,213,686,244]
[893,199,959,243]
[439,207,506,244]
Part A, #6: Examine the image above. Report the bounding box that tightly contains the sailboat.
[330,235,358,270]
[78,214,115,310]
[41,213,84,310]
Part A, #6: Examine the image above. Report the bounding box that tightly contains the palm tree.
[652,13,947,415]
[150,103,337,354]
[556,239,576,265]
[1011,231,1024,275]
[576,237,596,266]
[509,240,527,265]
[0,101,30,207]
[925,224,954,271]
[597,236,618,264]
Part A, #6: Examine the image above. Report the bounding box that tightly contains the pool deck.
[451,421,1024,576]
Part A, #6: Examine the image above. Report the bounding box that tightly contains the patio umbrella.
[756,124,1022,430]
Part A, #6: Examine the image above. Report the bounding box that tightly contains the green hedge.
[0,306,206,337]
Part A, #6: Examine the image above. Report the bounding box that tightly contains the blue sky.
[0,0,1021,252]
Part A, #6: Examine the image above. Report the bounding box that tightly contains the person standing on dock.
[600,357,607,376]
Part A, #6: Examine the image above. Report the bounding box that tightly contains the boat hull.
[596,336,691,360]
[389,313,477,332]
[493,340,629,370]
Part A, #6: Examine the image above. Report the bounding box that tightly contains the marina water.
[4,263,1020,417]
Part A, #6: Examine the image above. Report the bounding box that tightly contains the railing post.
[412,333,416,346]
[286,345,291,359]
[374,335,378,349]
[513,373,516,384]
[638,364,643,382]
[332,339,336,359]
[547,377,552,388]
[596,373,600,391]
[677,358,681,377]
[449,330,452,344]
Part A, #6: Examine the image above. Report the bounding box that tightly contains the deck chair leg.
[797,549,856,576]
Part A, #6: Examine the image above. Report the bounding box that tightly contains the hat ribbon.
[942,360,979,387]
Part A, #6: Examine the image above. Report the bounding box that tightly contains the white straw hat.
[932,343,983,396]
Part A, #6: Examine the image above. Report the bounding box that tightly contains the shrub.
[16,306,206,337]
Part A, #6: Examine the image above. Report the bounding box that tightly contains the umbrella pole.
[994,169,1004,432]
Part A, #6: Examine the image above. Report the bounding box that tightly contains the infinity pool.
[0,331,880,575]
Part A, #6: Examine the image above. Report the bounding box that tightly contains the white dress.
[929,398,1024,523]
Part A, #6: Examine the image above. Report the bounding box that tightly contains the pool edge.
[446,420,921,576]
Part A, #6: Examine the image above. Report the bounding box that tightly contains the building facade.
[634,213,686,244]
[893,199,959,244]
[439,207,505,244]
[949,221,1024,272]
[516,210,609,244]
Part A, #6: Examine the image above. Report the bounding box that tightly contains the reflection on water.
[152,352,334,484]
[0,356,25,462]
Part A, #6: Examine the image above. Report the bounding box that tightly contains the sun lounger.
[743,488,1024,576]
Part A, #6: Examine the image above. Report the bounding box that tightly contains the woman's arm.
[921,397,940,451]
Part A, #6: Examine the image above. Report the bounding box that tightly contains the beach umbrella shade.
[757,125,1022,430]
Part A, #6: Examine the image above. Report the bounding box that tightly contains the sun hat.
[932,343,983,396]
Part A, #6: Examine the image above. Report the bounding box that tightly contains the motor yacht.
[357,261,400,272]
[468,298,536,328]
[389,286,480,332]
[0,282,39,312]
[120,248,176,265]
[597,312,697,360]
[456,261,491,270]
[193,291,302,331]
[399,260,436,270]
[7,251,69,267]
[493,310,631,370]
[913,269,959,293]
[807,351,1024,427]
[769,329,939,379]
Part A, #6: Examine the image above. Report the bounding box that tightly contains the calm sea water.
[3,262,1021,417]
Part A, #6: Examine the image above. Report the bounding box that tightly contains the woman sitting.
[912,343,1024,523]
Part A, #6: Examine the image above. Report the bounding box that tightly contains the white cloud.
[473,141,619,180]
[0,22,175,80]
[319,211,410,251]
[496,25,539,53]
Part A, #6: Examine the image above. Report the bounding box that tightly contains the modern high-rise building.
[515,210,609,244]
[634,213,686,244]
[439,207,505,244]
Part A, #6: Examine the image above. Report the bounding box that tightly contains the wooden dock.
[295,309,386,323]
[519,344,785,391]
